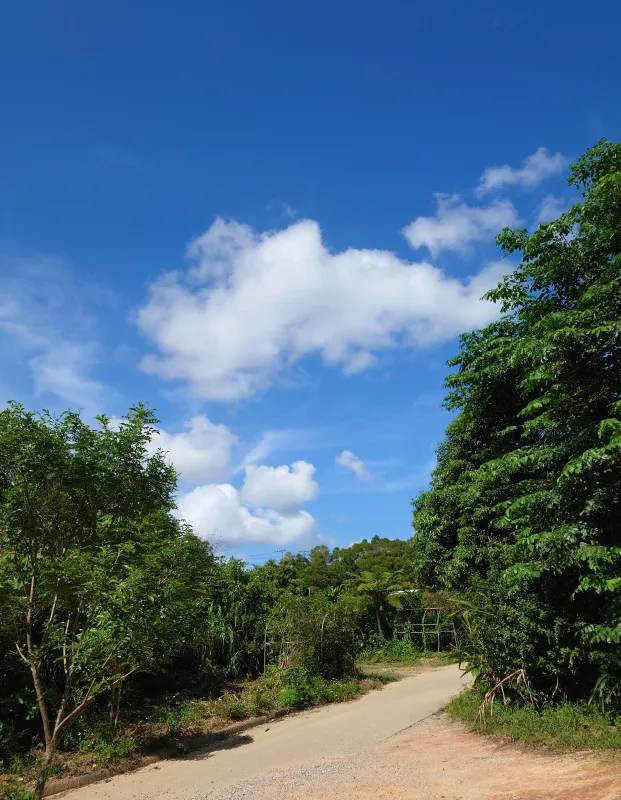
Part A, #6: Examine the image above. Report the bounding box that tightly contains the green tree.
[345,570,409,641]
[0,403,212,797]
[413,139,621,709]
[333,537,414,576]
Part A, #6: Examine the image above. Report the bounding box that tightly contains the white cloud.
[535,194,568,225]
[413,389,446,408]
[165,421,320,545]
[239,429,302,470]
[148,416,237,483]
[29,344,103,409]
[0,257,108,410]
[403,194,519,256]
[177,482,317,545]
[241,460,318,512]
[478,147,567,195]
[336,449,371,481]
[137,218,507,401]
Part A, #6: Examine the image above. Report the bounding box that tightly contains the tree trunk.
[111,680,123,730]
[29,662,52,752]
[34,742,56,800]
[373,596,385,642]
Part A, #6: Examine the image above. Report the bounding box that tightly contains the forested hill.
[258,537,417,592]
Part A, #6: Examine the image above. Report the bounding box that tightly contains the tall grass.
[448,689,621,750]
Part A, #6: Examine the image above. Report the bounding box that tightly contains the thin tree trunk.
[374,596,385,642]
[33,743,55,800]
[30,663,52,752]
[20,572,53,752]
[113,680,123,730]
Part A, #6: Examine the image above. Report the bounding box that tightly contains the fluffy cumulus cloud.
[241,460,318,512]
[177,482,317,545]
[478,147,567,195]
[335,450,370,481]
[402,194,519,256]
[146,415,319,545]
[148,415,237,483]
[137,218,508,401]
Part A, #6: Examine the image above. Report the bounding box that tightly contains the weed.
[246,686,278,716]
[360,637,430,664]
[217,695,247,721]
[359,672,399,685]
[448,689,621,750]
[0,776,33,800]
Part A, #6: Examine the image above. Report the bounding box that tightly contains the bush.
[217,695,247,722]
[275,668,364,709]
[360,635,425,664]
[267,593,358,680]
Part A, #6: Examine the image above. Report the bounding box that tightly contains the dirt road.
[62,665,621,800]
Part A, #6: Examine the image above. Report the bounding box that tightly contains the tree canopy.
[0,403,215,795]
[412,139,621,710]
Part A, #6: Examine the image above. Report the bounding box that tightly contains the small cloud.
[0,255,110,412]
[241,460,318,513]
[336,449,371,481]
[413,389,446,409]
[147,416,238,484]
[403,194,519,257]
[282,202,297,220]
[237,427,316,472]
[266,200,298,221]
[478,147,567,195]
[535,195,569,225]
[343,350,378,375]
[29,343,103,410]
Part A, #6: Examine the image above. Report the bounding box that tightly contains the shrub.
[360,635,425,664]
[266,593,358,681]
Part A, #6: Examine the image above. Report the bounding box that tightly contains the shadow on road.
[181,733,254,761]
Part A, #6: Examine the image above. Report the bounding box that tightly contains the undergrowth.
[360,636,454,665]
[448,689,621,751]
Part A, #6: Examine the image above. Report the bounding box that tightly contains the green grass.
[448,689,621,751]
[359,636,457,666]
[0,776,34,800]
[359,638,429,664]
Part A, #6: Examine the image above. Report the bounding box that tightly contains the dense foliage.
[412,140,621,712]
[0,404,216,795]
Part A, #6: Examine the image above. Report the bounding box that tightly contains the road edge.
[42,708,293,797]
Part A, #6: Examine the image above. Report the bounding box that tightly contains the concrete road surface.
[62,664,470,800]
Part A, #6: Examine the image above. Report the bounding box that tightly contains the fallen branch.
[477,669,536,723]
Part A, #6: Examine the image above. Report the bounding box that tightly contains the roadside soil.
[240,714,621,800]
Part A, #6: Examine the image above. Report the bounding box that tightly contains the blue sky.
[1,0,620,561]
